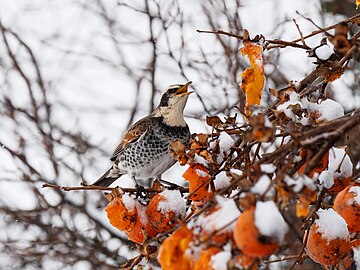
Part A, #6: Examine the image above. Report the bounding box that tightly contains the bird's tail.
[90,165,122,187]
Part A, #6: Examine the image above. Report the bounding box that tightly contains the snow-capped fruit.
[233,207,278,257]
[334,184,360,233]
[298,150,329,178]
[305,209,350,266]
[146,190,185,233]
[105,195,137,232]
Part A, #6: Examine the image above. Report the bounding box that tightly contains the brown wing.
[110,116,151,161]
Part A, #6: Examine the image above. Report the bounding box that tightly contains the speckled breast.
[118,117,190,179]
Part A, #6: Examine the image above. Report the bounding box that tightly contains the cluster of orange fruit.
[306,183,360,267]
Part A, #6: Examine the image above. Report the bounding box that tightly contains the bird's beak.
[176,81,193,96]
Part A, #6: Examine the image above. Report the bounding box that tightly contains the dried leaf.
[206,115,223,128]
[240,41,265,115]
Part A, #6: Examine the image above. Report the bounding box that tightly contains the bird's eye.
[167,87,179,94]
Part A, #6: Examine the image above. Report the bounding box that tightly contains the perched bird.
[90,82,192,187]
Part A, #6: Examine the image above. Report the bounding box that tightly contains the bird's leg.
[131,176,146,198]
[157,176,182,190]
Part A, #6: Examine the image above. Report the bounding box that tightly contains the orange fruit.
[339,239,360,270]
[126,203,158,244]
[233,207,278,257]
[146,191,185,233]
[158,224,194,270]
[298,150,329,178]
[193,247,220,270]
[105,195,137,232]
[305,210,350,266]
[334,184,360,233]
[182,163,213,204]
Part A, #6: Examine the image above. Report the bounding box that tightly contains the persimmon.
[298,150,329,178]
[158,224,194,270]
[334,184,360,233]
[182,163,213,204]
[318,147,353,194]
[339,239,360,270]
[193,247,220,270]
[233,207,278,257]
[105,194,137,232]
[126,203,158,244]
[305,209,350,266]
[146,190,186,233]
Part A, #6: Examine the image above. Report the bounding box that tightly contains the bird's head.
[154,81,192,126]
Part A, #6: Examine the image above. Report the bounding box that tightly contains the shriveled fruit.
[305,209,350,266]
[105,194,137,232]
[334,184,360,233]
[158,224,194,270]
[146,190,186,233]
[182,163,213,204]
[233,207,278,257]
[193,247,220,270]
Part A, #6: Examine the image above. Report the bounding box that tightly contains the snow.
[214,171,231,190]
[135,202,149,226]
[254,201,288,243]
[195,168,209,178]
[250,175,275,197]
[210,244,231,270]
[349,186,360,205]
[122,193,136,212]
[314,44,334,61]
[157,190,186,217]
[284,174,316,192]
[194,154,209,167]
[318,147,353,189]
[353,245,360,270]
[218,132,235,153]
[276,91,344,125]
[200,196,241,234]
[315,208,349,240]
[309,99,344,122]
[261,163,276,174]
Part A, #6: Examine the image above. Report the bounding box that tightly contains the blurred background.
[0,0,359,269]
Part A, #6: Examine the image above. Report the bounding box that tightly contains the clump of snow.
[349,186,360,205]
[254,201,288,243]
[195,168,209,178]
[276,91,309,125]
[250,175,275,197]
[309,99,344,122]
[218,132,234,153]
[284,174,316,192]
[230,168,242,176]
[157,190,186,217]
[210,244,231,270]
[353,245,360,270]
[261,163,276,174]
[314,44,334,61]
[315,208,349,240]
[122,193,136,212]
[194,154,208,166]
[199,196,241,234]
[214,171,231,190]
[318,147,353,189]
[276,90,344,125]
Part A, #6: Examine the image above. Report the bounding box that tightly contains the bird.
[89,81,192,187]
